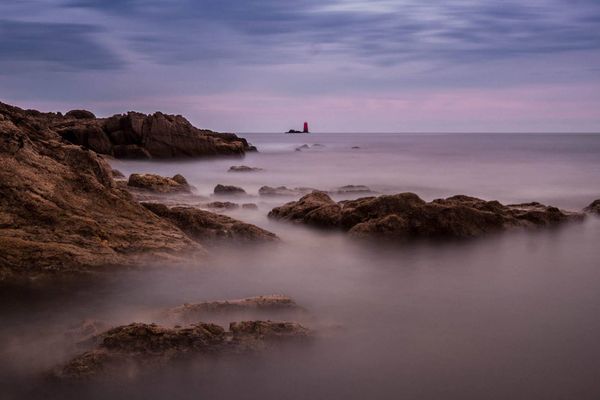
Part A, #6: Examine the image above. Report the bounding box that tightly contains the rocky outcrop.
[142,203,279,245]
[584,199,600,215]
[214,184,246,195]
[228,165,263,172]
[127,173,193,194]
[161,295,303,324]
[57,320,311,379]
[0,102,202,281]
[49,107,257,159]
[268,192,584,240]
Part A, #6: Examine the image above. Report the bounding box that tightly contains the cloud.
[0,19,123,70]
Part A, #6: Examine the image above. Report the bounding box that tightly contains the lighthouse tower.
[303,121,309,133]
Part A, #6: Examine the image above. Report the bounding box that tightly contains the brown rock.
[0,101,202,281]
[269,192,584,240]
[65,109,96,120]
[142,203,279,245]
[127,173,192,194]
[56,320,311,379]
[214,184,246,196]
[205,201,239,210]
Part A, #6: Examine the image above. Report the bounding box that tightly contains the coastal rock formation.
[57,321,311,379]
[214,184,246,195]
[50,107,256,159]
[228,165,263,172]
[0,102,202,281]
[584,199,600,215]
[127,173,193,194]
[205,201,240,210]
[162,295,302,324]
[142,203,279,245]
[268,192,584,240]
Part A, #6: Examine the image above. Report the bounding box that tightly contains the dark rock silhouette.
[584,199,600,215]
[228,165,263,172]
[214,184,246,195]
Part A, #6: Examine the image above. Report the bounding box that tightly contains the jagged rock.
[162,295,302,324]
[0,101,202,281]
[52,108,256,159]
[214,184,246,196]
[142,203,279,245]
[269,192,584,240]
[127,173,192,194]
[336,185,372,194]
[258,186,317,197]
[56,320,311,379]
[228,165,263,172]
[205,201,239,210]
[584,199,600,215]
[65,109,96,120]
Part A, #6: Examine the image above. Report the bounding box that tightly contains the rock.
[242,203,258,210]
[162,295,302,324]
[127,173,192,194]
[336,185,372,194]
[53,108,256,159]
[584,199,600,215]
[268,192,584,240]
[351,146,360,149]
[111,169,125,179]
[286,129,302,134]
[214,184,246,196]
[205,201,239,210]
[65,109,96,120]
[142,203,279,245]
[295,144,310,151]
[258,186,317,197]
[56,320,311,379]
[0,101,202,281]
[228,165,263,172]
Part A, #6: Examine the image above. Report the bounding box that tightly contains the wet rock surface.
[127,173,193,194]
[268,192,584,240]
[53,109,255,159]
[0,102,201,281]
[142,203,279,244]
[56,320,311,379]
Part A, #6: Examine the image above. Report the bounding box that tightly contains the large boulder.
[214,184,246,196]
[269,192,584,240]
[65,109,96,120]
[0,101,202,281]
[142,203,279,245]
[56,320,311,379]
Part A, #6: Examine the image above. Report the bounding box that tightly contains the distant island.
[286,121,310,134]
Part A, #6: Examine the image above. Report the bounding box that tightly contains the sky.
[1,0,599,133]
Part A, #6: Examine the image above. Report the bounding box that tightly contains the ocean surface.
[2,132,600,399]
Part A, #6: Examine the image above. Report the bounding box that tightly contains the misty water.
[2,133,600,399]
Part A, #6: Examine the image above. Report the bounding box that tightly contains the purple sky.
[1,0,599,132]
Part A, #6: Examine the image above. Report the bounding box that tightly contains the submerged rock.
[584,199,600,215]
[56,320,311,379]
[127,173,193,194]
[162,295,302,324]
[336,185,372,194]
[228,165,263,172]
[269,192,584,240]
[0,101,201,281]
[142,203,279,244]
[214,184,246,196]
[258,186,317,197]
[205,201,240,210]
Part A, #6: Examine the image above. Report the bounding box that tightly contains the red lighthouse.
[303,121,309,133]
